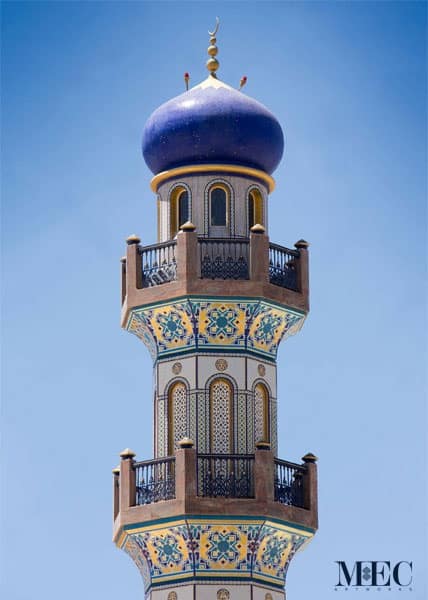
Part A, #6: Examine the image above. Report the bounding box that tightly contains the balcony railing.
[197,454,255,498]
[134,456,175,505]
[269,243,299,291]
[199,238,250,280]
[125,235,305,295]
[274,458,306,508]
[139,241,177,288]
[115,450,316,523]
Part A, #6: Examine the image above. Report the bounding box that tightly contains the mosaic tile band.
[127,297,305,361]
[120,517,314,593]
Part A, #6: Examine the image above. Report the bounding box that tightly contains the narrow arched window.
[210,187,227,226]
[168,381,187,454]
[248,193,255,230]
[248,188,263,230]
[209,378,233,453]
[254,383,269,444]
[178,190,189,229]
[170,186,190,238]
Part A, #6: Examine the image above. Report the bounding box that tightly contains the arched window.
[209,378,233,453]
[254,383,269,444]
[168,381,187,454]
[210,186,228,227]
[178,190,189,228]
[170,187,190,238]
[248,188,263,230]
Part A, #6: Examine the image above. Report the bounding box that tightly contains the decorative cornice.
[151,164,275,193]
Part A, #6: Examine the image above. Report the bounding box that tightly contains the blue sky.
[1,1,426,599]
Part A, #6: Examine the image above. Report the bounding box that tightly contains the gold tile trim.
[151,165,275,193]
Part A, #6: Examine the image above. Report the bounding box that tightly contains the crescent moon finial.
[206,17,220,77]
[208,17,220,37]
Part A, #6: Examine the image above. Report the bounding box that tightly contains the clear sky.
[1,1,426,599]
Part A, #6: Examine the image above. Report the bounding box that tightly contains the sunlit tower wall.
[113,23,318,600]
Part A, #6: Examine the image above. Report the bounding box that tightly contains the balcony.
[121,228,309,317]
[113,445,318,538]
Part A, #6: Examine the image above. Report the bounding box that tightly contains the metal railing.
[134,456,176,505]
[199,238,250,280]
[139,241,177,288]
[274,458,306,508]
[197,454,255,498]
[269,243,299,291]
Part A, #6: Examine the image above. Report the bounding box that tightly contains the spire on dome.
[206,17,220,77]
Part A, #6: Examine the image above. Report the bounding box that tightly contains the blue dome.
[142,77,284,175]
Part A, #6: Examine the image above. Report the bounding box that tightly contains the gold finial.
[206,17,220,77]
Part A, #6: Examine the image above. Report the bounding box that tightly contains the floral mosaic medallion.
[151,305,194,351]
[198,302,247,347]
[172,362,182,374]
[215,358,228,371]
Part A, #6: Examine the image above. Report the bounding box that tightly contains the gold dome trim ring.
[151,164,276,193]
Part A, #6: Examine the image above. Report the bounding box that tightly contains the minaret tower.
[113,22,318,600]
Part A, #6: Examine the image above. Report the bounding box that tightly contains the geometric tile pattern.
[237,392,249,453]
[170,383,187,450]
[127,296,305,361]
[210,379,232,453]
[157,397,166,457]
[270,399,278,456]
[119,516,314,592]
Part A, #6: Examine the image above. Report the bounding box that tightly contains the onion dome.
[142,77,284,176]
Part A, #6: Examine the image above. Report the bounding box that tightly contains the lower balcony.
[112,443,318,542]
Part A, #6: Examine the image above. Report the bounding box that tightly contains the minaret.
[113,22,318,600]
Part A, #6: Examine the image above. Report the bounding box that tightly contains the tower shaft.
[113,29,318,598]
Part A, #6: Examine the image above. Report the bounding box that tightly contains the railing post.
[119,448,136,510]
[302,453,318,517]
[254,444,275,502]
[176,223,198,281]
[126,234,143,293]
[175,438,197,503]
[250,225,270,282]
[112,465,120,520]
[295,239,309,297]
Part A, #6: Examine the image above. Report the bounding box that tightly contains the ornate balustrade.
[134,456,176,505]
[139,240,177,288]
[274,458,306,508]
[197,453,255,498]
[269,243,299,291]
[116,452,312,509]
[199,237,250,280]
[123,233,307,302]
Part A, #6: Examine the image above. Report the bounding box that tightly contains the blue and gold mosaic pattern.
[119,516,314,592]
[126,297,305,361]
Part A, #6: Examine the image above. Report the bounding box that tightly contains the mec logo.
[335,561,413,587]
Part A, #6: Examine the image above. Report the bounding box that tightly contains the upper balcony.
[112,443,318,545]
[121,225,309,327]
